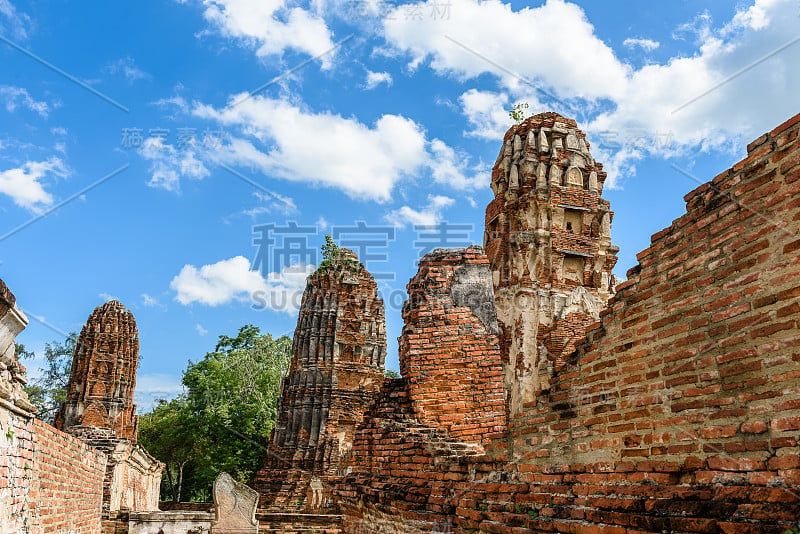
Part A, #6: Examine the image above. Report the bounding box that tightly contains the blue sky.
[1,0,798,410]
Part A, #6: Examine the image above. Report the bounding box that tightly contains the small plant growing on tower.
[508,102,529,123]
[318,235,358,272]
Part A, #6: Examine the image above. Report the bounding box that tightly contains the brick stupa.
[253,248,387,512]
[55,300,140,441]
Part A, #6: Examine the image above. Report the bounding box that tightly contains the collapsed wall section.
[399,247,506,446]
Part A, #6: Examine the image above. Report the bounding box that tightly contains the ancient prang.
[486,113,618,414]
[55,300,140,439]
[253,247,387,514]
[57,301,163,527]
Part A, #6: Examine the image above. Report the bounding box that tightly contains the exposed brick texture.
[254,248,386,521]
[68,425,162,519]
[0,280,36,533]
[399,247,506,446]
[1,289,162,534]
[30,419,107,534]
[486,112,618,415]
[335,112,800,533]
[55,301,140,441]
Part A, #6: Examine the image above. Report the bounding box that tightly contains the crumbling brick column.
[399,247,506,446]
[0,278,36,533]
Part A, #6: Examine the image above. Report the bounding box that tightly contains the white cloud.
[99,292,118,302]
[104,57,150,82]
[587,0,800,186]
[50,127,67,136]
[364,70,393,89]
[139,136,210,192]
[428,138,487,189]
[0,157,67,212]
[0,0,30,39]
[383,0,629,100]
[459,89,512,140]
[623,37,660,51]
[195,323,208,335]
[194,94,485,200]
[197,0,335,67]
[170,255,312,314]
[0,86,50,117]
[142,293,161,307]
[384,0,800,187]
[152,95,189,113]
[386,194,454,228]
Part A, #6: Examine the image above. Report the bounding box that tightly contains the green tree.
[384,369,400,379]
[139,325,291,501]
[17,333,77,423]
[138,397,202,502]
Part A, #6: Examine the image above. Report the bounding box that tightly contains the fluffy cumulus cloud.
[383,0,800,187]
[0,157,67,212]
[385,194,454,228]
[193,95,485,200]
[459,89,512,140]
[0,86,51,117]
[365,70,393,89]
[197,0,335,67]
[383,0,629,100]
[170,255,312,314]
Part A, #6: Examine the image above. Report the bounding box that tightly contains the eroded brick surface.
[336,112,800,533]
[486,112,619,416]
[399,247,506,446]
[55,301,140,440]
[254,248,386,524]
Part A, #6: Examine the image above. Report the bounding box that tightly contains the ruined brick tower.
[55,300,140,440]
[485,112,618,414]
[254,247,386,511]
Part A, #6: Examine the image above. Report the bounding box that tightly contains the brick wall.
[337,112,800,533]
[30,419,107,534]
[0,279,36,534]
[399,247,506,446]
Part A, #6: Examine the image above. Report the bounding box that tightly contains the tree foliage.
[138,325,291,502]
[17,333,77,423]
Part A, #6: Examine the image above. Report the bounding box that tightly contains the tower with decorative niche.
[55,300,140,440]
[484,112,619,415]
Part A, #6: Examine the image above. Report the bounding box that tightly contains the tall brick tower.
[55,300,140,440]
[253,248,387,511]
[484,112,618,414]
